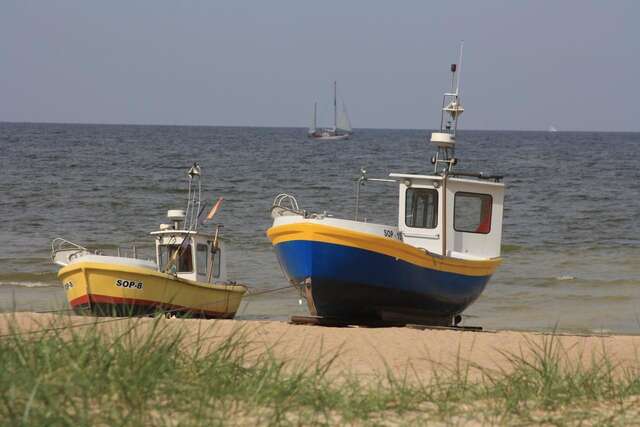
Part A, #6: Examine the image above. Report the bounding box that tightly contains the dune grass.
[1,315,639,426]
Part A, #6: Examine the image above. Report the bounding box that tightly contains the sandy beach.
[3,312,639,382]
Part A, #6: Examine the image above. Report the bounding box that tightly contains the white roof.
[150,229,217,238]
[389,173,443,181]
[389,173,504,188]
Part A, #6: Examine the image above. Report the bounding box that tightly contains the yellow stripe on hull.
[267,222,501,277]
[58,261,246,317]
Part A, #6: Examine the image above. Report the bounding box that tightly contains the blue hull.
[273,240,492,324]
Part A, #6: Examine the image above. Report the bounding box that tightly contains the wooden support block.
[406,324,487,332]
[289,315,406,328]
[289,315,352,327]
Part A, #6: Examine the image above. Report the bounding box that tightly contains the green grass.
[1,315,639,426]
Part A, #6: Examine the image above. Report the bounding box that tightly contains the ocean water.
[1,122,638,333]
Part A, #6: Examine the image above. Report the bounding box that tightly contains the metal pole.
[354,180,360,221]
[456,41,464,96]
[441,172,448,256]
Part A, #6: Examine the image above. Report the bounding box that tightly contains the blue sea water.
[0,122,638,333]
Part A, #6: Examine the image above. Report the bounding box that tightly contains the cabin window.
[211,246,221,278]
[196,244,208,275]
[159,243,193,273]
[454,192,493,234]
[405,188,438,229]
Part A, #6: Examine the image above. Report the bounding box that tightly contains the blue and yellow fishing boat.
[268,46,505,326]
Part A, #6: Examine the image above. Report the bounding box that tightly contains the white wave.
[555,275,576,281]
[0,281,58,288]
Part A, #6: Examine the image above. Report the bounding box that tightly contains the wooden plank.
[288,316,490,331]
[289,315,352,327]
[289,315,405,328]
[405,324,492,333]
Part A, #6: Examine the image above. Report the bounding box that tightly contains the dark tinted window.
[454,192,492,234]
[405,188,438,229]
[159,244,193,273]
[177,245,193,272]
[211,247,221,278]
[196,244,208,275]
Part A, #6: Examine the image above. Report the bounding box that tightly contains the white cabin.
[391,173,504,260]
[151,229,227,283]
[150,209,227,283]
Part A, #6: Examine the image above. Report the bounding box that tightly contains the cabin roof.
[389,173,443,181]
[389,173,504,188]
[150,230,217,238]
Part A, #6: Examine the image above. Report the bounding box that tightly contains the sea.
[1,122,638,333]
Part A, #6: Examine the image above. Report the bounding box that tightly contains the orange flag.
[206,197,224,221]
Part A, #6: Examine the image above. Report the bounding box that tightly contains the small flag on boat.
[206,197,224,221]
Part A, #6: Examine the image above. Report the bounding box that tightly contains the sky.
[1,1,639,131]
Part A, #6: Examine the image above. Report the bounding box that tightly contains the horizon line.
[1,120,638,134]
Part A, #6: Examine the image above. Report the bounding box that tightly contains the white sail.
[336,102,352,133]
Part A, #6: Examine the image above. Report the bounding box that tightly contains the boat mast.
[430,42,465,174]
[333,81,337,130]
[313,101,317,131]
[184,163,202,232]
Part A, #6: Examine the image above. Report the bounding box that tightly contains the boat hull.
[58,260,246,319]
[268,222,500,325]
[308,134,351,141]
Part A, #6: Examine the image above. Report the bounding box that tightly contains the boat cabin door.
[396,177,444,255]
[444,178,504,259]
[192,237,225,283]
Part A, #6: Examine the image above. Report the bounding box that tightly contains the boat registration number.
[383,229,401,239]
[115,279,144,290]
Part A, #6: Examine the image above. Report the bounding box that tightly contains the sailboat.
[308,81,353,140]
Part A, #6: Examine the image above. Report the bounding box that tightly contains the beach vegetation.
[1,315,638,426]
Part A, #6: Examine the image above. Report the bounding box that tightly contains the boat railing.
[354,168,397,221]
[449,171,503,182]
[271,193,305,218]
[51,237,155,266]
[111,242,155,261]
[51,238,90,265]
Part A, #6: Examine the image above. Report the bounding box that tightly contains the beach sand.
[2,312,639,383]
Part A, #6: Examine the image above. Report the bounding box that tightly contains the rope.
[245,285,292,296]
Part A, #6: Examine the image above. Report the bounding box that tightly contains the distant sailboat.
[308,81,353,141]
[548,125,558,132]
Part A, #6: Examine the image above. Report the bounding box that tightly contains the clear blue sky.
[1,1,638,131]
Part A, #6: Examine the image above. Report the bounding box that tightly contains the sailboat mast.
[313,102,317,130]
[333,81,337,130]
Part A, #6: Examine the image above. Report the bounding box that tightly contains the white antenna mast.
[430,42,465,173]
[456,41,463,96]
